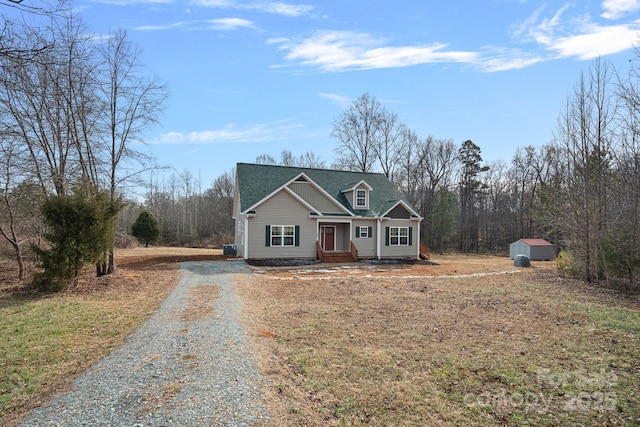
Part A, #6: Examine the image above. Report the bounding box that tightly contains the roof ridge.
[237,162,388,177]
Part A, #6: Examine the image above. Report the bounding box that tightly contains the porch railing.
[316,240,358,263]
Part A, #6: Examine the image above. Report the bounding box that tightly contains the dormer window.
[341,180,372,210]
[355,189,368,209]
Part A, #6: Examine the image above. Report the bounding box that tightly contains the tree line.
[1,4,639,289]
[135,56,640,289]
[329,92,549,255]
[0,8,167,287]
[327,56,640,287]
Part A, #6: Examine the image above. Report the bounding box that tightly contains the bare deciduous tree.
[95,28,168,274]
[541,58,616,282]
[331,93,383,172]
[0,135,43,279]
[374,110,405,180]
[256,150,326,168]
[0,14,166,279]
[0,14,101,196]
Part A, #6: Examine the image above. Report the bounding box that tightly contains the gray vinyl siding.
[247,189,317,259]
[288,182,345,214]
[380,220,419,259]
[352,220,377,258]
[338,223,350,251]
[343,184,369,210]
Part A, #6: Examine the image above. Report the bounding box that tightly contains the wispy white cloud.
[512,5,640,60]
[269,30,478,72]
[208,17,255,30]
[192,0,313,16]
[94,0,172,5]
[477,49,544,72]
[152,120,303,144]
[551,22,639,59]
[135,17,254,31]
[270,4,639,74]
[601,0,640,19]
[257,2,313,16]
[135,21,189,31]
[511,5,571,45]
[318,92,352,108]
[181,148,201,156]
[95,0,312,16]
[192,0,232,6]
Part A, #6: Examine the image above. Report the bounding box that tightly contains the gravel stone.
[19,261,268,427]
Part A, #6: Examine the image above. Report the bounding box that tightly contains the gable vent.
[295,176,308,182]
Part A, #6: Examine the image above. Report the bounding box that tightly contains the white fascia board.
[242,171,298,213]
[243,172,353,216]
[248,186,320,214]
[291,172,354,216]
[314,216,353,223]
[340,179,374,193]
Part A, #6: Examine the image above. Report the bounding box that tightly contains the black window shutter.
[409,227,413,245]
[265,225,271,247]
[368,226,373,238]
[385,227,389,246]
[355,227,360,238]
[295,225,300,246]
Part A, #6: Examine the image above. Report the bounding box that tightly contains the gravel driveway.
[19,261,268,427]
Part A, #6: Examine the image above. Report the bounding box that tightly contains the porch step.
[321,251,356,263]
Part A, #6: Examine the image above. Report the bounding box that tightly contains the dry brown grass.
[0,246,220,427]
[239,255,640,426]
[181,285,219,321]
[3,250,638,426]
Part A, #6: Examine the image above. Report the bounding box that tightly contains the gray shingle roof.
[236,163,418,218]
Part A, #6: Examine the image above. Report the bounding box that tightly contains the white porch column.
[243,216,249,259]
[376,218,382,259]
[416,220,421,259]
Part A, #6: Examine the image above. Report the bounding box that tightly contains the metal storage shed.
[509,239,554,260]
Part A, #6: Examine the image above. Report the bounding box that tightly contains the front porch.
[316,241,358,263]
[317,222,357,263]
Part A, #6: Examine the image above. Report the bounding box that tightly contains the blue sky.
[19,1,640,185]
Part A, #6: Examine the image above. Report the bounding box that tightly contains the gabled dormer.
[341,180,373,210]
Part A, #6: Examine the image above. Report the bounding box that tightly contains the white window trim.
[355,189,368,209]
[271,225,295,247]
[359,226,369,238]
[389,226,409,246]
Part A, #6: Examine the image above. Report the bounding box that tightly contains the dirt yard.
[2,250,639,426]
[238,255,640,426]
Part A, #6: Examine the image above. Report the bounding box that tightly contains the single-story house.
[509,239,554,261]
[233,163,422,262]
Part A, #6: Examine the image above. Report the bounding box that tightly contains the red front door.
[322,226,335,251]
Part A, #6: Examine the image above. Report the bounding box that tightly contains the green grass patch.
[566,301,640,334]
[0,269,177,425]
